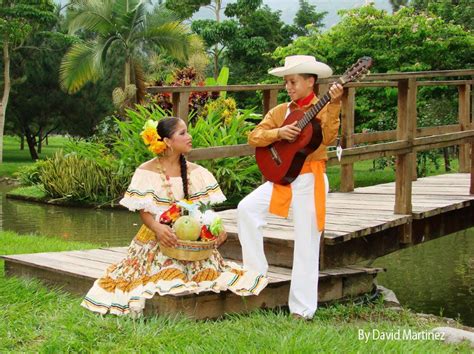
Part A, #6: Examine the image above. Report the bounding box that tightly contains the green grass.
[6,184,48,199]
[0,231,472,352]
[0,135,69,177]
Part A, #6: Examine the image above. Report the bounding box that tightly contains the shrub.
[40,151,128,204]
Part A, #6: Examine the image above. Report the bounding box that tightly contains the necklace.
[155,158,191,202]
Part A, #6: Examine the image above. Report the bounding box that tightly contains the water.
[0,183,472,326]
[0,183,140,247]
[372,229,474,326]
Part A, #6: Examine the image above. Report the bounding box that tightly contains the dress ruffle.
[119,165,226,214]
[81,225,267,316]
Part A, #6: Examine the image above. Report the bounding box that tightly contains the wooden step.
[1,248,384,319]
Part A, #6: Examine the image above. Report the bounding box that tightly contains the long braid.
[179,154,189,199]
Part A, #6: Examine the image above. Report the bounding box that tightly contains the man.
[238,55,343,319]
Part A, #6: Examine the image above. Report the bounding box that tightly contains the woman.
[82,117,268,316]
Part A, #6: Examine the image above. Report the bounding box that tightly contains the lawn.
[0,135,70,178]
[0,231,472,352]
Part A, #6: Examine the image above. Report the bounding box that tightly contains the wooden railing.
[147,69,474,220]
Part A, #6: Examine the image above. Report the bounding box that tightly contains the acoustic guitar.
[255,56,373,185]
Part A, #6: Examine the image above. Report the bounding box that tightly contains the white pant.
[237,173,329,318]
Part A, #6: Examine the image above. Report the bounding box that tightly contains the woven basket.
[160,239,216,261]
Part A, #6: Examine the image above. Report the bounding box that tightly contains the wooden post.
[410,79,418,181]
[470,140,474,194]
[340,87,355,192]
[262,89,278,117]
[394,79,415,217]
[172,91,190,124]
[458,84,471,172]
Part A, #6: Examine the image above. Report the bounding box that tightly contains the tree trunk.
[124,58,131,88]
[37,126,43,154]
[20,134,24,150]
[1,39,12,163]
[213,49,219,79]
[24,126,39,160]
[213,0,221,79]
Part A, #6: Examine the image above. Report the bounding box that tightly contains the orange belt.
[269,160,326,232]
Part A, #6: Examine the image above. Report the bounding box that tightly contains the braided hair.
[157,117,189,199]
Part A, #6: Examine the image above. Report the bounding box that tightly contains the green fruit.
[173,216,201,241]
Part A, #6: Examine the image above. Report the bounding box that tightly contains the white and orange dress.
[81,164,268,316]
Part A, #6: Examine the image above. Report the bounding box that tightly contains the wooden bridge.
[2,69,474,319]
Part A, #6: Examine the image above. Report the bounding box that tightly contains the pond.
[0,183,472,326]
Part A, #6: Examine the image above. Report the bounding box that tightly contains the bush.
[40,151,128,204]
[15,162,45,186]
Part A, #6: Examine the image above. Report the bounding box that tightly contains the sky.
[57,0,393,28]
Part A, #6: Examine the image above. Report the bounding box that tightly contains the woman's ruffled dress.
[81,165,268,315]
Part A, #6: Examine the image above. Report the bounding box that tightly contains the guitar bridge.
[269,146,282,166]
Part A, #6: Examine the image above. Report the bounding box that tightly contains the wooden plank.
[394,79,414,215]
[340,87,355,192]
[2,253,104,279]
[417,80,474,87]
[471,141,474,194]
[146,71,474,95]
[187,144,254,161]
[262,89,278,117]
[459,84,471,172]
[172,92,190,123]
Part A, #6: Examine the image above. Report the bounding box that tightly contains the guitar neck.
[296,79,343,130]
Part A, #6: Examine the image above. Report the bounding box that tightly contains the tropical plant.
[40,151,129,204]
[59,0,193,104]
[204,66,229,98]
[15,163,45,186]
[191,106,261,200]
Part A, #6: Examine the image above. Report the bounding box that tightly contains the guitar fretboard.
[295,78,344,130]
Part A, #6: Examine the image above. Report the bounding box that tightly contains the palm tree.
[60,0,192,103]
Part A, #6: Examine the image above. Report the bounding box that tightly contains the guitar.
[255,56,373,185]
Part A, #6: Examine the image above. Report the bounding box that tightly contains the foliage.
[15,162,45,186]
[290,0,328,37]
[7,26,115,160]
[191,107,260,200]
[0,0,58,162]
[204,66,230,98]
[273,5,473,74]
[200,96,237,124]
[389,0,409,12]
[150,67,219,116]
[60,0,192,103]
[410,0,473,31]
[272,5,473,174]
[39,151,128,204]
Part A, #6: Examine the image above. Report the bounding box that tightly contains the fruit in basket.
[173,215,201,241]
[159,204,181,225]
[200,225,217,241]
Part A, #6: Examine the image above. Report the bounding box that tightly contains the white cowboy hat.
[268,55,333,78]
